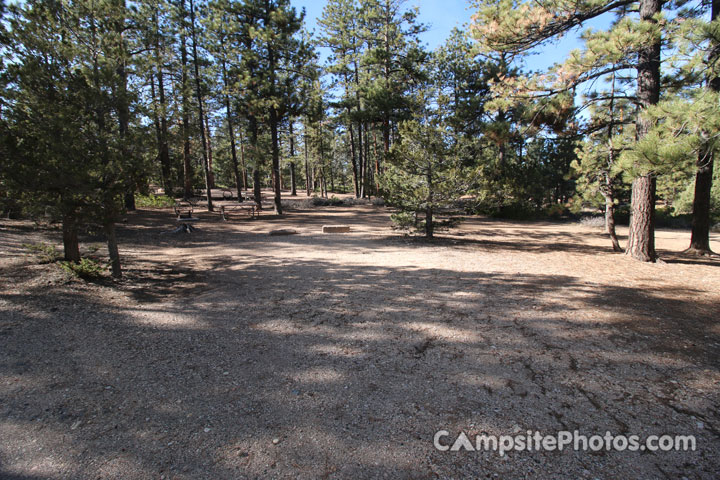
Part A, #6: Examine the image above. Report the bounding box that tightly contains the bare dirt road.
[2,195,719,479]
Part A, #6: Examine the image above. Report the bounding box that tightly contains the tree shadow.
[2,246,719,478]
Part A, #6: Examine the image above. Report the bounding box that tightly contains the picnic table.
[174,200,195,219]
[220,202,259,221]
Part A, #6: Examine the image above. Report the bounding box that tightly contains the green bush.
[60,258,105,280]
[390,211,416,230]
[672,170,720,223]
[134,193,176,208]
[311,195,344,207]
[23,243,61,263]
[543,203,567,219]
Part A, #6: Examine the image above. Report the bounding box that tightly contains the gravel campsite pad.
[1,199,720,479]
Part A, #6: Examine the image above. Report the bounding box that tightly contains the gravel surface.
[1,194,719,479]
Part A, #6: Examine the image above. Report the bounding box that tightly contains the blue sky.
[290,0,609,74]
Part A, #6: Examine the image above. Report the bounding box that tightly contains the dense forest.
[1,0,719,274]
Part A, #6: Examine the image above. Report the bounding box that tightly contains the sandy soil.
[1,190,719,479]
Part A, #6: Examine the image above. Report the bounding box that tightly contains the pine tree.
[383,117,474,238]
[240,0,310,214]
[471,0,671,261]
[2,0,142,275]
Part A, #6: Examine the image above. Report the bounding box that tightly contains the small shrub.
[60,258,105,280]
[23,243,61,263]
[656,207,692,229]
[390,211,416,230]
[311,195,344,207]
[134,193,176,208]
[579,215,606,229]
[543,203,567,219]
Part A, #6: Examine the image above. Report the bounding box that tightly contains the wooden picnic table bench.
[220,203,259,221]
[174,200,195,219]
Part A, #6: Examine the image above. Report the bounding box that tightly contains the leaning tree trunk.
[62,214,81,262]
[626,0,661,262]
[687,0,719,255]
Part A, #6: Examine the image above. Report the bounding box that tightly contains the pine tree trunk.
[426,167,433,238]
[688,148,715,254]
[124,192,136,211]
[289,122,297,196]
[189,0,213,212]
[104,222,122,278]
[239,137,248,190]
[270,107,282,214]
[304,133,311,196]
[626,0,661,262]
[220,53,242,201]
[626,175,657,261]
[687,0,718,255]
[253,169,262,208]
[62,215,81,263]
[153,9,172,197]
[290,163,296,196]
[204,114,215,189]
[180,31,193,199]
[349,121,360,198]
[603,192,622,252]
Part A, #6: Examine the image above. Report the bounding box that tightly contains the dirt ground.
[1,190,719,479]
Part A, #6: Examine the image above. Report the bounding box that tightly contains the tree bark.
[289,121,297,196]
[204,113,215,189]
[189,0,213,211]
[626,0,660,262]
[603,189,622,252]
[270,107,282,214]
[219,51,242,201]
[179,33,193,198]
[153,9,172,197]
[104,222,121,278]
[304,132,311,196]
[626,175,657,261]
[687,0,719,255]
[62,215,81,262]
[426,167,433,238]
[253,169,262,208]
[348,122,360,197]
[688,148,715,254]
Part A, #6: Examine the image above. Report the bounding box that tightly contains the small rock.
[204,427,211,433]
[272,438,280,445]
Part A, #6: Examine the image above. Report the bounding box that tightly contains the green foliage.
[311,195,344,206]
[23,243,61,264]
[390,211,416,231]
[672,168,720,223]
[60,258,105,280]
[134,193,177,208]
[382,118,474,236]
